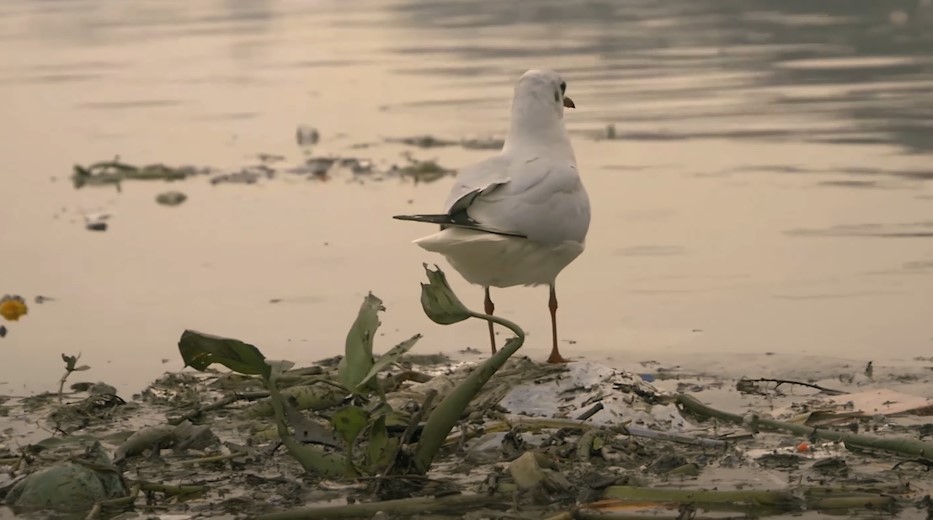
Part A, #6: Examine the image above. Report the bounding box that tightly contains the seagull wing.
[463,156,590,245]
[443,154,511,214]
[394,155,526,237]
[395,152,590,245]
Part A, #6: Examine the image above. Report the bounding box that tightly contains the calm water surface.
[1,0,932,393]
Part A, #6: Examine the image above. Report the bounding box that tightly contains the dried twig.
[737,378,845,396]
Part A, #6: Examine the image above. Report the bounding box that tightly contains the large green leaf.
[178,329,271,379]
[337,293,384,392]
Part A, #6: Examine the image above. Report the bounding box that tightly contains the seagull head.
[513,69,575,119]
[505,69,576,152]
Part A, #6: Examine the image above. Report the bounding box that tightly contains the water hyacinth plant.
[176,264,527,479]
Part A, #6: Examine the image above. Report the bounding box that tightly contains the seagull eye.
[554,90,560,102]
[560,81,566,94]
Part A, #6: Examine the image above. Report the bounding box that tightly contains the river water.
[1,0,931,394]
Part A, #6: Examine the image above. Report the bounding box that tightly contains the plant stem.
[58,369,72,404]
[468,311,525,344]
[676,394,933,461]
[254,493,500,520]
[411,310,525,473]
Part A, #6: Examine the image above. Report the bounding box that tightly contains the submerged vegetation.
[1,266,932,519]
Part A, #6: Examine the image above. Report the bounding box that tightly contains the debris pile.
[1,269,931,519]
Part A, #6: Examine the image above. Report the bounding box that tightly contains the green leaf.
[178,329,271,379]
[420,264,471,325]
[366,414,396,472]
[331,406,369,447]
[337,293,384,392]
[355,334,422,391]
[330,405,369,476]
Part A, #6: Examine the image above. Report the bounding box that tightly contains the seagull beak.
[563,96,576,109]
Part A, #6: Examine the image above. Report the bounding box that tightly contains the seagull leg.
[546,284,569,363]
[484,286,497,354]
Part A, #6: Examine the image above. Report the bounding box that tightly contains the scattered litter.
[257,153,286,163]
[70,134,467,192]
[388,135,457,148]
[343,157,374,174]
[209,165,274,185]
[771,388,933,421]
[0,295,28,321]
[388,135,504,151]
[296,125,320,146]
[155,191,187,206]
[391,154,455,183]
[72,159,206,189]
[304,157,337,176]
[460,136,505,150]
[3,276,931,519]
[83,212,111,231]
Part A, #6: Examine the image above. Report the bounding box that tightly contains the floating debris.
[69,136,479,193]
[460,136,505,150]
[393,157,455,183]
[296,125,320,146]
[257,153,286,163]
[389,134,504,151]
[72,159,206,189]
[82,212,111,231]
[155,190,187,206]
[389,135,458,148]
[335,157,373,175]
[210,165,274,185]
[0,295,28,321]
[305,157,337,176]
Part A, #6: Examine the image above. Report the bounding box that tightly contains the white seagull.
[394,69,591,363]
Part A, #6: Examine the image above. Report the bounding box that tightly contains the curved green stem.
[411,311,526,473]
[469,311,525,346]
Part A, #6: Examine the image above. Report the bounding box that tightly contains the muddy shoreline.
[2,284,931,519]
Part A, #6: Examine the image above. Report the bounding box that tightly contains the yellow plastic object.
[0,295,28,321]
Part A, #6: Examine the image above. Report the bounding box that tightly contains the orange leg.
[546,284,570,363]
[484,286,496,354]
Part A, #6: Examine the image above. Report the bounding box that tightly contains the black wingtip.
[393,213,527,238]
[393,214,453,224]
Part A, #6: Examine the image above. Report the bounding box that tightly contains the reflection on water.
[0,0,931,393]
[390,0,933,153]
